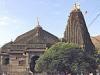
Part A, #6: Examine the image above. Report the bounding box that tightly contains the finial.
[76,0,79,4]
[11,39,13,41]
[72,0,80,11]
[37,17,39,25]
[11,39,13,42]
[36,17,41,27]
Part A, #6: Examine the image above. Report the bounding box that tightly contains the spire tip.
[37,17,39,25]
[72,0,80,11]
[36,17,41,27]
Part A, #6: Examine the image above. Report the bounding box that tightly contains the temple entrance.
[29,55,39,73]
[2,56,9,65]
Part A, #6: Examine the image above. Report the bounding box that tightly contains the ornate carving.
[64,7,95,54]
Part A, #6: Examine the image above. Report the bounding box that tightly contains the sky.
[0,0,100,47]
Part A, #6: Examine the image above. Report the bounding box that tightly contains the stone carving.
[64,4,95,54]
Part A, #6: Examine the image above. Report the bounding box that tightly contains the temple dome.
[14,25,59,44]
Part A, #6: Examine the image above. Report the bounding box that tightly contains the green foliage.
[35,42,98,74]
[35,42,80,72]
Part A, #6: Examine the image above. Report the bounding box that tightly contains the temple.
[0,20,60,75]
[64,3,95,54]
[0,3,96,75]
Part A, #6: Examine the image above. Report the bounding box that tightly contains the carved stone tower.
[64,3,95,54]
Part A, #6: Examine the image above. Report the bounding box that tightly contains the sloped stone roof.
[1,25,59,53]
[14,26,59,44]
[1,41,13,53]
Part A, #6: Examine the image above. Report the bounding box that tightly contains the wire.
[88,12,100,27]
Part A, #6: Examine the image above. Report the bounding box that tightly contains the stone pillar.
[0,56,3,65]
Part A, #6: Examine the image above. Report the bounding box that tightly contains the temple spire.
[36,17,41,28]
[64,3,95,54]
[72,0,80,11]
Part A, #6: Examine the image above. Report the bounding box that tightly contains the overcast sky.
[0,0,100,47]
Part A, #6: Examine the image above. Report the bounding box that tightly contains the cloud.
[0,15,25,46]
[0,16,9,26]
[0,16,20,27]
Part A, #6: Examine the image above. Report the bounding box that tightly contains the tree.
[35,42,98,75]
[94,51,100,75]
[35,42,81,75]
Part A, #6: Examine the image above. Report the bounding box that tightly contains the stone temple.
[0,3,95,75]
[64,4,95,54]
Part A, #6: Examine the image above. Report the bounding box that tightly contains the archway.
[3,57,9,65]
[29,55,39,73]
